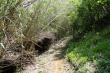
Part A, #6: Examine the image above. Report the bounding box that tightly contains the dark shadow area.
[23,37,52,55]
[35,37,52,55]
[0,60,16,73]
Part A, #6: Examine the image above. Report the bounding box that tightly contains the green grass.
[66,26,110,73]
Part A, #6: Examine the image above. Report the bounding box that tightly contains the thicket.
[67,0,110,73]
[0,0,72,49]
[70,0,110,40]
[0,1,73,71]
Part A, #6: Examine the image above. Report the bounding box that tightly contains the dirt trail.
[21,36,74,73]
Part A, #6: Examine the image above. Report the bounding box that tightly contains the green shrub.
[66,27,110,72]
[69,0,110,41]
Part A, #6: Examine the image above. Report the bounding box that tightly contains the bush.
[66,26,110,73]
[69,0,110,41]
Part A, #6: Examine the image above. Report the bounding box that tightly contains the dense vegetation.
[0,0,72,72]
[0,0,72,48]
[0,0,110,73]
[67,0,110,73]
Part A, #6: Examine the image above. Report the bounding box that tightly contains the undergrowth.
[66,26,110,73]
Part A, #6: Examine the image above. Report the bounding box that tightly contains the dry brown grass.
[0,0,72,72]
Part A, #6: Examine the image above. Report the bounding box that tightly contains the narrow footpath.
[21,37,74,73]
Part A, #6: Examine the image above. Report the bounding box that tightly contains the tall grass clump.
[0,0,73,64]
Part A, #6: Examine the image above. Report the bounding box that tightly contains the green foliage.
[66,0,110,72]
[0,0,73,43]
[22,0,73,39]
[66,26,110,73]
[69,0,110,41]
[0,0,23,41]
[0,0,22,16]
